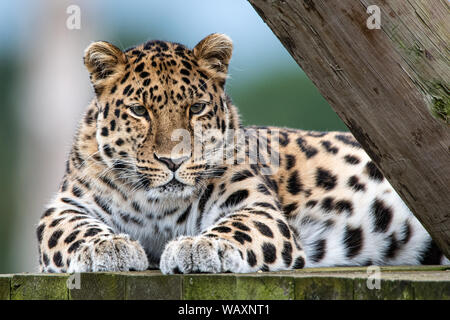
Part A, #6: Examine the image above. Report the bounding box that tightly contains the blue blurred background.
[0,0,346,273]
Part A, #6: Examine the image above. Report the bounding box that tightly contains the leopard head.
[83,34,239,198]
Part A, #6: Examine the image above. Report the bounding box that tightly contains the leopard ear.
[84,41,127,94]
[193,33,233,85]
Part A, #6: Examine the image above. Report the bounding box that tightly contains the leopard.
[37,33,449,273]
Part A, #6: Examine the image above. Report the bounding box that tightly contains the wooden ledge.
[1,266,448,300]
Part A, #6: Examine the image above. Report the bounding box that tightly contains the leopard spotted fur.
[37,34,448,273]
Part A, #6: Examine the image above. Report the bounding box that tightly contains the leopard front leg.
[160,172,306,274]
[67,233,149,273]
[37,200,149,273]
[160,208,305,274]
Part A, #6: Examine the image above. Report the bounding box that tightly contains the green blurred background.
[0,0,347,273]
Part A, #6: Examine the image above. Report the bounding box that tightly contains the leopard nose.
[154,153,188,172]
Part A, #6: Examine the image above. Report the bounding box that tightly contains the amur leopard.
[37,34,448,273]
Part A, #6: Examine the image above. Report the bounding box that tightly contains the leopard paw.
[67,234,149,272]
[159,236,248,274]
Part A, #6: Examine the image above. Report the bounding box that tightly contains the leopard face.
[84,34,238,198]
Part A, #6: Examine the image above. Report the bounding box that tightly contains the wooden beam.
[248,0,450,258]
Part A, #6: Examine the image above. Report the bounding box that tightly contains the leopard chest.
[85,186,197,256]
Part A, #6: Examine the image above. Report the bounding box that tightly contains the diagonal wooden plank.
[247,0,450,257]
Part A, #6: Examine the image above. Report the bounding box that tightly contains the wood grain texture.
[247,0,450,258]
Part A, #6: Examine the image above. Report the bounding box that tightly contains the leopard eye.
[190,103,206,115]
[130,105,147,117]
